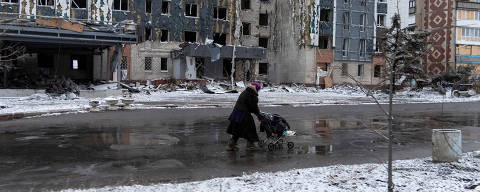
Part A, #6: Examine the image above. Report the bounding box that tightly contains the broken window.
[37,0,54,6]
[72,0,87,9]
[259,37,268,48]
[223,59,232,77]
[374,65,382,78]
[359,14,365,31]
[2,0,18,3]
[242,22,251,36]
[144,57,152,71]
[341,63,348,76]
[343,12,350,29]
[259,13,268,26]
[214,7,227,20]
[184,31,197,43]
[120,56,128,70]
[71,55,86,70]
[185,4,198,17]
[114,0,128,11]
[359,39,366,57]
[344,0,349,4]
[320,9,330,22]
[161,58,168,72]
[195,58,204,77]
[377,14,385,27]
[161,29,168,42]
[162,1,169,15]
[342,38,349,56]
[259,63,268,75]
[146,0,152,14]
[145,27,152,41]
[357,64,364,77]
[318,36,329,49]
[213,33,226,46]
[241,0,250,10]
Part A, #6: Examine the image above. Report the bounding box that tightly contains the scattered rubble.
[45,77,79,96]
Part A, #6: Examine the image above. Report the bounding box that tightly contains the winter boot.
[246,141,256,151]
[227,139,239,151]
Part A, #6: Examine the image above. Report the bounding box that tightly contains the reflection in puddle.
[295,145,333,155]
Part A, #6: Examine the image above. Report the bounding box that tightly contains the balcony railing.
[457,1,480,10]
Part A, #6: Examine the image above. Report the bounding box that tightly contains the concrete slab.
[79,89,122,98]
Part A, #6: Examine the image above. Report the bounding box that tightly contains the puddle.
[1,109,480,191]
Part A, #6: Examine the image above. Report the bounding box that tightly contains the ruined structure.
[0,0,266,87]
[0,0,137,86]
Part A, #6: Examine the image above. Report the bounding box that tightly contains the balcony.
[457,1,480,10]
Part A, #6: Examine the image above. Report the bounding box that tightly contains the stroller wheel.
[267,143,275,151]
[287,142,294,149]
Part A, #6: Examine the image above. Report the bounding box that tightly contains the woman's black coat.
[227,86,260,142]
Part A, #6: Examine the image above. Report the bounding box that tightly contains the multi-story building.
[255,0,379,87]
[416,0,480,76]
[0,0,266,86]
[455,0,480,74]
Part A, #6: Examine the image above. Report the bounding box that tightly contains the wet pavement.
[1,103,480,191]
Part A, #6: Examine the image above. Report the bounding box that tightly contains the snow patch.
[62,152,480,192]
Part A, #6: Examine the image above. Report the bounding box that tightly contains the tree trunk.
[3,66,6,88]
[388,65,394,192]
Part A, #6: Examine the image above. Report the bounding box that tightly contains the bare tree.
[333,13,430,192]
[0,41,27,88]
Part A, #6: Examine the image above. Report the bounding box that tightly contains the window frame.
[184,31,197,43]
[259,13,268,26]
[160,57,168,72]
[360,13,366,31]
[343,12,350,29]
[37,0,55,7]
[359,39,366,58]
[160,29,169,42]
[144,57,153,71]
[71,0,87,9]
[1,0,19,4]
[113,0,129,11]
[242,22,251,36]
[185,3,198,18]
[342,38,349,57]
[357,64,364,77]
[161,0,170,15]
[213,6,228,20]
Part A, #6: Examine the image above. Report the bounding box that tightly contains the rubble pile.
[45,77,80,95]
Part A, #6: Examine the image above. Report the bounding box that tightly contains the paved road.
[1,103,480,191]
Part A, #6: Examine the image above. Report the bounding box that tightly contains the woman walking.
[226,82,262,151]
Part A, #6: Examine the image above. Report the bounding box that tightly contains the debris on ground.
[45,77,79,96]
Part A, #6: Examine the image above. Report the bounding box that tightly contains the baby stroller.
[258,112,295,151]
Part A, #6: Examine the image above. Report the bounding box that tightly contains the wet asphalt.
[1,102,480,191]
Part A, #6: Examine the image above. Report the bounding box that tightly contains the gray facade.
[334,0,375,62]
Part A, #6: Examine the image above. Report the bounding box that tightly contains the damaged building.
[0,0,266,88]
[128,0,266,82]
[0,0,137,88]
[1,0,433,89]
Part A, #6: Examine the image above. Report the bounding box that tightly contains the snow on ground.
[62,152,480,192]
[0,93,90,115]
[2,85,480,115]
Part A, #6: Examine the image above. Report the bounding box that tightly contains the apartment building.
[455,0,480,74]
